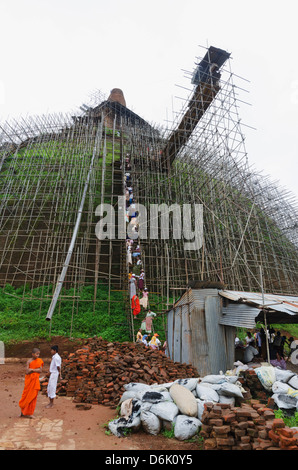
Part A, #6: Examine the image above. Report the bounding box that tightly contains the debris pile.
[107,373,245,440]
[201,402,298,450]
[108,366,298,450]
[236,363,298,411]
[41,337,198,407]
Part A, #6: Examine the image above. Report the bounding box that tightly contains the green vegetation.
[0,283,168,345]
[161,425,175,439]
[274,409,298,428]
[0,283,127,343]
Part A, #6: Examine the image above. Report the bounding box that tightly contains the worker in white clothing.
[46,345,62,408]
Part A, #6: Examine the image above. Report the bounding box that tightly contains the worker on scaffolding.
[129,274,137,299]
[136,328,143,343]
[149,333,161,350]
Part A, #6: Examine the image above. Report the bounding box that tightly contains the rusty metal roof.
[219,290,298,313]
[168,288,298,327]
[219,290,298,325]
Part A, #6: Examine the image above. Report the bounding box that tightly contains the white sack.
[217,382,243,399]
[174,415,202,441]
[288,375,298,390]
[274,368,295,383]
[140,411,161,435]
[174,378,199,391]
[149,401,179,422]
[196,384,219,402]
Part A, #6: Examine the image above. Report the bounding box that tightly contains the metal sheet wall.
[167,309,173,359]
[220,302,259,328]
[167,288,237,376]
[173,306,182,363]
[189,306,210,376]
[181,305,192,364]
[205,295,227,374]
[224,324,237,370]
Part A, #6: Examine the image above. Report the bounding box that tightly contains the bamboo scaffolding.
[0,47,297,340]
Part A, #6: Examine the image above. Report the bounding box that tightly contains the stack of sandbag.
[108,373,245,441]
[237,363,298,411]
[267,368,298,411]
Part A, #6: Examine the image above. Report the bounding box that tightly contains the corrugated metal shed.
[219,290,298,325]
[166,287,298,376]
[167,288,235,376]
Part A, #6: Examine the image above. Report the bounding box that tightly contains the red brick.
[216,437,235,446]
[257,439,274,450]
[209,418,223,426]
[279,436,297,447]
[199,430,210,439]
[236,421,249,430]
[279,444,298,450]
[235,409,254,418]
[265,421,274,431]
[239,443,251,450]
[268,430,280,444]
[247,420,256,428]
[272,418,285,431]
[254,416,266,426]
[258,429,268,439]
[252,442,260,450]
[247,428,259,438]
[263,410,275,420]
[235,429,246,438]
[217,403,231,409]
[266,397,275,409]
[201,410,210,423]
[213,405,224,413]
[223,412,236,423]
[276,427,294,438]
[252,404,264,411]
[209,410,222,418]
[213,425,231,435]
[201,424,212,434]
[204,438,217,450]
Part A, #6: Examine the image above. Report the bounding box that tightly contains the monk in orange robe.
[131,294,140,317]
[19,348,44,418]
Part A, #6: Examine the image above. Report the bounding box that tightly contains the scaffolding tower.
[0,46,297,340]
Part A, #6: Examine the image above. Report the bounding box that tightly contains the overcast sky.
[1,0,297,200]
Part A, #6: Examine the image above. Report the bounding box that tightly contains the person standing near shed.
[46,345,62,409]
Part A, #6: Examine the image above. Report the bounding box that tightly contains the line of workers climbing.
[124,154,166,353]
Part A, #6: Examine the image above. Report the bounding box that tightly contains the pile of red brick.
[239,368,271,402]
[200,402,298,450]
[41,337,198,408]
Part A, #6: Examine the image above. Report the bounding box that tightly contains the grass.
[274,409,298,427]
[161,425,175,439]
[0,283,168,345]
[0,283,128,344]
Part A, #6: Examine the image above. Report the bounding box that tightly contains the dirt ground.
[2,334,297,452]
[0,338,201,452]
